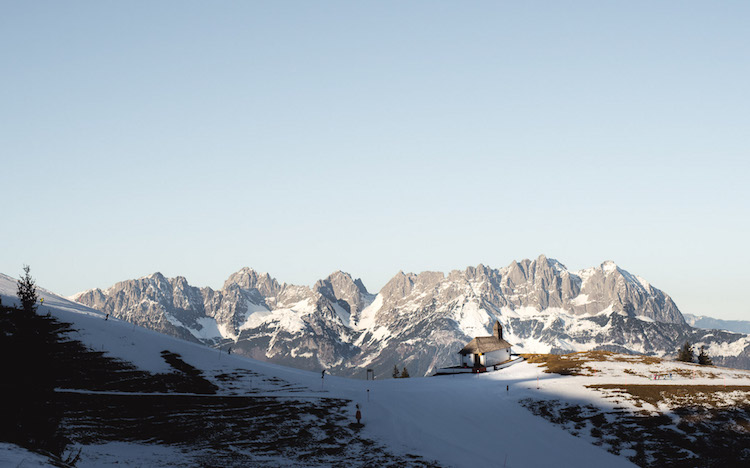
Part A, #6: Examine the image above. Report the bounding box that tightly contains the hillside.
[0,273,655,467]
[521,351,750,467]
[4,273,750,466]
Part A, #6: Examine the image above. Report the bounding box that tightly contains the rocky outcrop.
[313,271,374,326]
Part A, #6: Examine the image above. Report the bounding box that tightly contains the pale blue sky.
[1,2,748,320]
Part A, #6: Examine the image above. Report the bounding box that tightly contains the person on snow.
[355,404,362,425]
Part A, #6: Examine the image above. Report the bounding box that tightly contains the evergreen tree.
[392,364,400,379]
[17,264,38,314]
[400,367,410,378]
[677,341,694,363]
[697,345,713,365]
[1,296,68,456]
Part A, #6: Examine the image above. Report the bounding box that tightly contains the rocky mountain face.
[72,256,750,378]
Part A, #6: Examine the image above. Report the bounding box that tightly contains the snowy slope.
[0,442,55,467]
[1,273,641,468]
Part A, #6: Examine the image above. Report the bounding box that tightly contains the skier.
[355,404,362,425]
[227,346,232,355]
[105,313,109,321]
[506,385,509,393]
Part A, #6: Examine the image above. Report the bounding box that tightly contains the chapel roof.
[458,335,512,355]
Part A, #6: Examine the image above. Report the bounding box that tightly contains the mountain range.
[72,255,750,377]
[684,313,750,335]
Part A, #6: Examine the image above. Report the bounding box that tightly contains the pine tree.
[392,364,400,379]
[697,345,713,365]
[676,341,694,363]
[400,367,410,378]
[17,265,38,314]
[1,293,68,456]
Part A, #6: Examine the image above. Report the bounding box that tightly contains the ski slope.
[0,273,649,467]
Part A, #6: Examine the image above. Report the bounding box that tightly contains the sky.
[1,1,748,320]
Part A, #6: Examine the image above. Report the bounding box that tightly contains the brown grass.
[522,351,601,375]
[588,384,750,407]
[668,367,723,379]
[522,351,740,381]
[522,351,664,376]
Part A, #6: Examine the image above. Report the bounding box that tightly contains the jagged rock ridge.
[72,255,750,377]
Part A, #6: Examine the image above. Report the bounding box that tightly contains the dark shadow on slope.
[5,314,219,395]
[58,389,441,467]
[0,303,71,462]
[159,350,218,394]
[2,305,215,461]
[521,397,750,468]
[2,307,439,467]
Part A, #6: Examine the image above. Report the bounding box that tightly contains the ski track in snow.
[5,275,750,467]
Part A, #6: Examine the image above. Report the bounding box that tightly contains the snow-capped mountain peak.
[70,257,750,377]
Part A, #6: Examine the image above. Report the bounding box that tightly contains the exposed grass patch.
[521,351,737,380]
[588,384,750,408]
[521,351,627,376]
[667,367,723,379]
